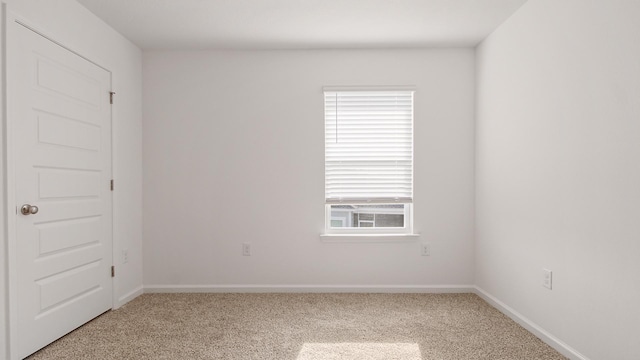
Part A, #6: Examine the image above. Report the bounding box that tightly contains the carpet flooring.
[28,293,566,360]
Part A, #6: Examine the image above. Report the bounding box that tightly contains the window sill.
[320,233,420,243]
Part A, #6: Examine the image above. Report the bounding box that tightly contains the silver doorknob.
[20,204,39,215]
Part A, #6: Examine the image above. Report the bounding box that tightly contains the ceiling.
[77,0,528,50]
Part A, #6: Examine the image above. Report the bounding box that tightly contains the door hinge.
[110,179,114,191]
[109,91,116,104]
[111,266,115,277]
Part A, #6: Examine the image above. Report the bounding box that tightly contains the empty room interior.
[0,0,639,359]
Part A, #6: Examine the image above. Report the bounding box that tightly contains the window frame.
[323,86,416,236]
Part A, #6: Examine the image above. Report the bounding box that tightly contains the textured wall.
[476,1,640,359]
[143,49,476,288]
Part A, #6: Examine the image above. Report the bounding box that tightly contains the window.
[324,89,414,234]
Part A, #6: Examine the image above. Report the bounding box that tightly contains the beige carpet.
[28,293,566,360]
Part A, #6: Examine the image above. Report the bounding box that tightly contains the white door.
[8,21,113,359]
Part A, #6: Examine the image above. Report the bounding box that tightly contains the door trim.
[3,10,115,360]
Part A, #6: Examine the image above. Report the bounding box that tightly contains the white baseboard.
[144,284,475,294]
[474,286,590,360]
[115,285,144,308]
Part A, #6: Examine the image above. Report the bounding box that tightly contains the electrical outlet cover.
[242,243,251,256]
[542,269,552,289]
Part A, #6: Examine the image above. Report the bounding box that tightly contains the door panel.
[9,21,113,359]
[38,170,102,199]
[36,112,102,151]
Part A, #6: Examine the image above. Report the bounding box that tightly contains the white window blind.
[324,90,414,204]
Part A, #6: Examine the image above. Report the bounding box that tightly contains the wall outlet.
[242,243,251,256]
[542,268,552,289]
[122,249,129,264]
[421,243,430,256]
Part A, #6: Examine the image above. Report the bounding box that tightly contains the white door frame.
[3,10,116,360]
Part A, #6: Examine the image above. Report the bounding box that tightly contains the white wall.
[0,0,143,357]
[143,49,475,288]
[476,1,640,359]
